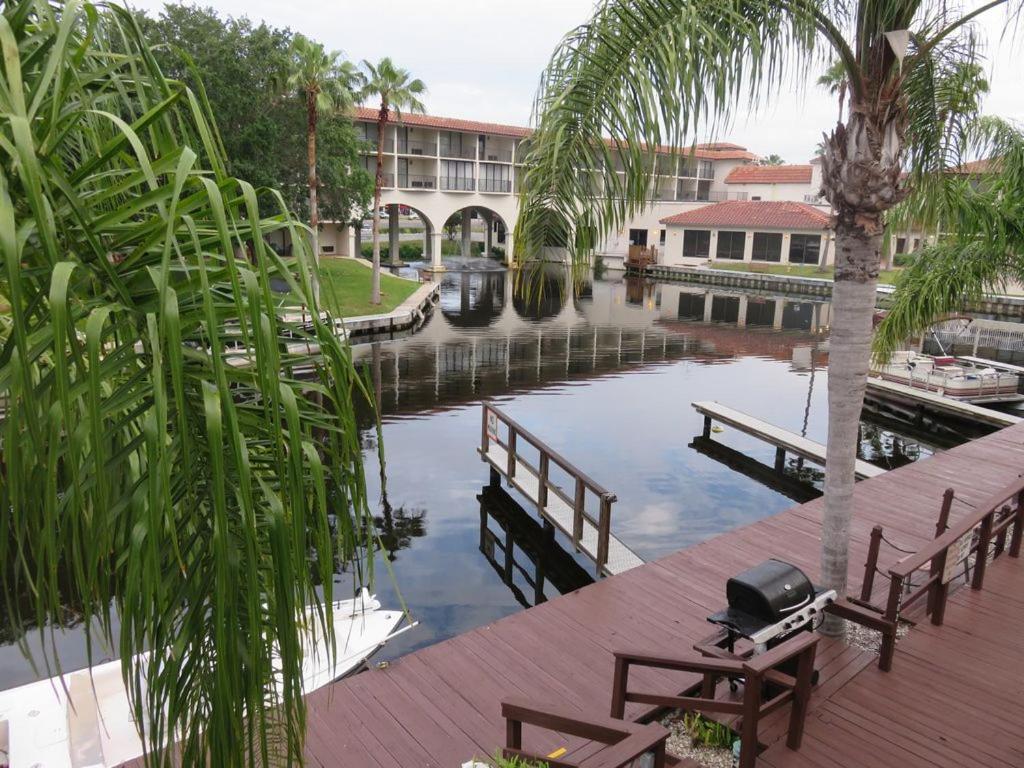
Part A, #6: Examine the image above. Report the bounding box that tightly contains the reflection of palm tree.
[376,494,427,562]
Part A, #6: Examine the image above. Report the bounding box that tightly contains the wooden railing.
[856,479,1024,671]
[481,403,617,574]
[625,245,657,269]
[609,633,820,768]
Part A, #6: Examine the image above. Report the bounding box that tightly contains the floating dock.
[478,403,643,577]
[865,376,1022,428]
[692,400,886,480]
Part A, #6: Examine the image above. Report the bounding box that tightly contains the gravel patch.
[660,713,735,768]
[841,617,909,654]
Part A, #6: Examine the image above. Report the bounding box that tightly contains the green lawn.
[317,257,421,317]
[709,261,900,285]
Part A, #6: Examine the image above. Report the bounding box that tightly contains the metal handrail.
[439,144,476,160]
[481,149,513,163]
[397,174,437,189]
[440,176,476,191]
[479,179,512,193]
[396,139,436,156]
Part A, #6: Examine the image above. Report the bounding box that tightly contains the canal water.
[349,260,963,662]
[0,260,979,687]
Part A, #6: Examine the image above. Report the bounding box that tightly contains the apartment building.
[319,108,827,270]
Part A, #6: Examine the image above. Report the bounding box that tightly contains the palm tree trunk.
[371,101,388,306]
[822,222,880,631]
[307,92,320,302]
[819,107,903,635]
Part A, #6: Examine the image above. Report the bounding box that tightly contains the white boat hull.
[0,591,405,768]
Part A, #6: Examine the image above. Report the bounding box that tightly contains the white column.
[429,231,445,271]
[353,222,362,259]
[504,229,514,266]
[339,224,352,257]
[388,205,401,265]
[743,230,754,263]
[484,213,493,258]
[737,295,748,328]
[773,300,785,329]
[461,208,472,258]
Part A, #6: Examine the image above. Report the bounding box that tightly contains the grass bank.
[708,262,900,285]
[318,257,420,317]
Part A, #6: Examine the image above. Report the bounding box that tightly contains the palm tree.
[1,3,377,765]
[514,0,1020,630]
[285,34,360,298]
[817,59,849,123]
[759,153,786,166]
[359,58,426,304]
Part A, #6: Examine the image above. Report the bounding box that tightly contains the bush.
[893,252,917,268]
[359,241,425,261]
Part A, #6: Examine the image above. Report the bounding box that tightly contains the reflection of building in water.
[478,485,593,609]
[657,283,831,332]
[351,269,832,417]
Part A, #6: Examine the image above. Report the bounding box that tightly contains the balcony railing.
[398,174,437,189]
[440,176,476,191]
[479,178,512,193]
[481,148,513,163]
[396,139,436,156]
[439,144,476,160]
[679,163,716,180]
[377,172,395,188]
[654,187,677,201]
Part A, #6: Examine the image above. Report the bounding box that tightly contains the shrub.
[893,252,917,268]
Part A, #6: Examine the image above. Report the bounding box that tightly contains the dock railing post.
[481,404,490,454]
[1010,490,1024,558]
[935,488,954,538]
[971,511,994,590]
[537,453,549,513]
[930,548,950,626]
[507,427,517,480]
[861,525,884,604]
[879,574,902,671]
[596,495,612,576]
[573,478,584,551]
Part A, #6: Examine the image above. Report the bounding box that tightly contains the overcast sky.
[127,0,1023,162]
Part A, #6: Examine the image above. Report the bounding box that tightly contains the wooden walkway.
[692,401,886,480]
[866,376,1022,427]
[300,420,1024,767]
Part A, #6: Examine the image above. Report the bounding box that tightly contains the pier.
[297,417,1024,767]
[865,376,1022,428]
[478,403,643,577]
[692,401,886,480]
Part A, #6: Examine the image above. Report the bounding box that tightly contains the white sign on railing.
[487,410,499,442]
[942,531,974,584]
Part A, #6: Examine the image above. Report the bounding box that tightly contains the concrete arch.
[434,204,513,268]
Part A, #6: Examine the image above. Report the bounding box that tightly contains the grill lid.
[726,559,814,622]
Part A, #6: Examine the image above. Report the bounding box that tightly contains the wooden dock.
[866,376,1022,427]
[692,401,886,480]
[296,419,1024,767]
[478,403,643,577]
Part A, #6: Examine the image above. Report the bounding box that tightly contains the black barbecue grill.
[708,559,835,654]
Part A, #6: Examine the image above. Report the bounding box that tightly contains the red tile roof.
[953,157,999,175]
[724,164,814,184]
[659,201,831,230]
[352,107,757,160]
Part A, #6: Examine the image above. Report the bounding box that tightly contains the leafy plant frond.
[0,2,378,765]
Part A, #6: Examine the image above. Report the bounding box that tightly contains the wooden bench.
[692,401,885,480]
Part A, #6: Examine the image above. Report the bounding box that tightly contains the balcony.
[676,189,745,202]
[679,163,715,180]
[396,139,436,157]
[377,172,395,188]
[481,148,513,163]
[398,174,437,189]
[439,144,476,160]
[440,176,476,191]
[654,187,677,201]
[479,178,512,193]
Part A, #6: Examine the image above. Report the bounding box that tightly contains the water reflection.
[350,266,970,663]
[478,484,594,609]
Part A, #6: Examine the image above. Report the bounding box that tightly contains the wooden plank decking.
[866,377,1023,426]
[300,420,1024,767]
[692,401,886,480]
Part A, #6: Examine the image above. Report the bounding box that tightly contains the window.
[911,238,920,252]
[752,232,782,262]
[479,163,511,192]
[628,228,648,246]
[682,230,711,259]
[716,231,745,260]
[358,123,378,144]
[321,245,335,254]
[659,229,666,246]
[895,237,907,254]
[788,234,821,265]
[750,195,761,201]
[699,160,714,179]
[440,160,474,190]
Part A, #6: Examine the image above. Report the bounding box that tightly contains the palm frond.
[0,2,377,765]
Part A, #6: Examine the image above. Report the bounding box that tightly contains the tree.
[285,35,360,297]
[0,2,377,765]
[817,59,849,123]
[758,153,786,166]
[359,58,426,304]
[514,0,1020,630]
[138,4,373,231]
